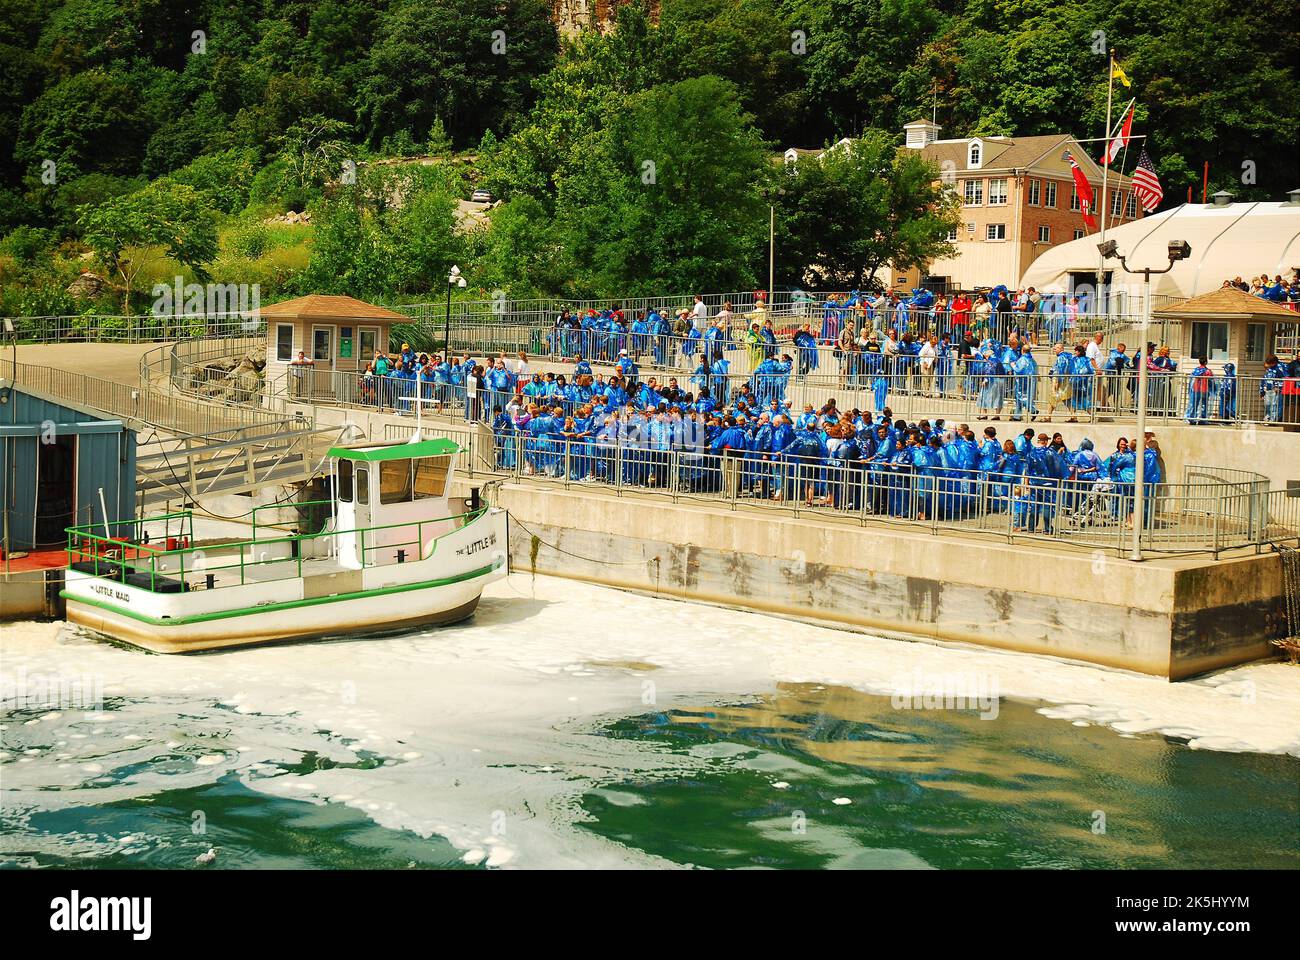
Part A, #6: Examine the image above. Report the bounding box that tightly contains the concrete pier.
[483,482,1285,680]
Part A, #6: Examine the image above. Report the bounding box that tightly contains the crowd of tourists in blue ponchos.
[481,363,1165,533]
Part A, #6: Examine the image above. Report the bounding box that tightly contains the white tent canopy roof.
[1020,201,1300,299]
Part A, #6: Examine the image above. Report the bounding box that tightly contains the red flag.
[1068,153,1097,230]
[1104,102,1134,165]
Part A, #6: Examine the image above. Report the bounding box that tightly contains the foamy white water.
[2,573,1298,868]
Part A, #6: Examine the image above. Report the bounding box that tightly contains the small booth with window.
[1158,287,1298,376]
[328,438,461,569]
[260,294,412,402]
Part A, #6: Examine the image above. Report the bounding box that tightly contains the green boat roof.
[327,438,461,462]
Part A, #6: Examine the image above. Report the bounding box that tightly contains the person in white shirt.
[692,295,708,333]
[919,337,937,396]
[1086,331,1107,408]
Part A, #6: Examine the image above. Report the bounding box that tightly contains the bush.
[1,226,56,265]
[227,222,272,260]
[167,148,260,214]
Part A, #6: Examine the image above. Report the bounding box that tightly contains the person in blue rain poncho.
[1065,437,1103,512]
[1020,432,1065,533]
[912,435,948,520]
[784,422,830,505]
[767,414,796,498]
[1261,354,1287,422]
[974,350,1004,419]
[1011,343,1039,420]
[1217,362,1237,420]
[744,412,774,498]
[647,310,670,365]
[825,422,863,509]
[491,405,516,470]
[991,439,1024,521]
[1185,356,1213,424]
[1103,438,1136,522]
[793,324,819,378]
[1067,344,1094,420]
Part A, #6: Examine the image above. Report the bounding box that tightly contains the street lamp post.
[1097,238,1191,561]
[443,265,466,361]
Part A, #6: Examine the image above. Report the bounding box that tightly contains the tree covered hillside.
[1,0,1295,315]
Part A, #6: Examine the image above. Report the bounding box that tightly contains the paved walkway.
[15,341,160,387]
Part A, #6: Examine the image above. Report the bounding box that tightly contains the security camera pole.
[1097,238,1191,561]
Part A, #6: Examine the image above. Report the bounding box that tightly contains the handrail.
[66,507,488,593]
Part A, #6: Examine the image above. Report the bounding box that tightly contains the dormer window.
[968,140,983,169]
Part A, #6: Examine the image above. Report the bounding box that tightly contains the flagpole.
[1096,49,1115,319]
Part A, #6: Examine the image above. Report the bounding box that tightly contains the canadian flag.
[1104,101,1134,166]
[1068,154,1098,231]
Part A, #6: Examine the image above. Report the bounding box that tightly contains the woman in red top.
[950,293,972,340]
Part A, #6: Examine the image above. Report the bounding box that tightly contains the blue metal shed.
[0,386,136,551]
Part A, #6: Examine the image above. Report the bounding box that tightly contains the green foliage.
[227,222,272,260]
[776,130,960,289]
[16,67,148,181]
[1,224,55,265]
[299,165,465,299]
[167,147,261,214]
[0,0,1295,300]
[472,195,571,295]
[554,76,771,297]
[354,0,560,150]
[77,180,219,311]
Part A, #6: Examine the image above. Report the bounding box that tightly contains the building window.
[1191,321,1230,363]
[969,140,982,168]
[1111,191,1123,217]
[1071,185,1082,212]
[986,223,1006,241]
[1073,229,1085,240]
[1044,181,1058,207]
[275,324,294,362]
[1125,193,1138,218]
[963,179,983,206]
[1027,179,1040,206]
[1037,225,1050,243]
[946,228,958,241]
[989,178,1008,205]
[1245,323,1267,362]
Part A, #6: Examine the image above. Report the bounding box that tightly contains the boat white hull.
[62,507,509,654]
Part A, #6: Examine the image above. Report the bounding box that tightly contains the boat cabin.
[329,438,461,569]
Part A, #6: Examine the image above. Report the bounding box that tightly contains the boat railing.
[65,507,488,594]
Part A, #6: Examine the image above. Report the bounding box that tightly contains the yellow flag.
[1112,64,1132,88]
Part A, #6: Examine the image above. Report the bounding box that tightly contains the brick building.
[889,119,1142,293]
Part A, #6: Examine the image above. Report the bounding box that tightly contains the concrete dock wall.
[485,482,1285,680]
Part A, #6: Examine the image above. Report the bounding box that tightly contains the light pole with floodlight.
[1097,237,1192,561]
[443,265,467,361]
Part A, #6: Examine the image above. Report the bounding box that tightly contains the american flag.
[1131,149,1163,212]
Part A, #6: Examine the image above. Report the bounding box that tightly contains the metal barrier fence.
[140,335,266,402]
[3,358,291,437]
[8,314,264,344]
[261,355,1300,430]
[480,433,1299,556]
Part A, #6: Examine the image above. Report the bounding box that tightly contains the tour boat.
[61,437,509,653]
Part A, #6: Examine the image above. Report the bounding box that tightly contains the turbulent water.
[2,574,1297,869]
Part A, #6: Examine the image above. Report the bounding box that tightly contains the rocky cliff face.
[552,0,658,36]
